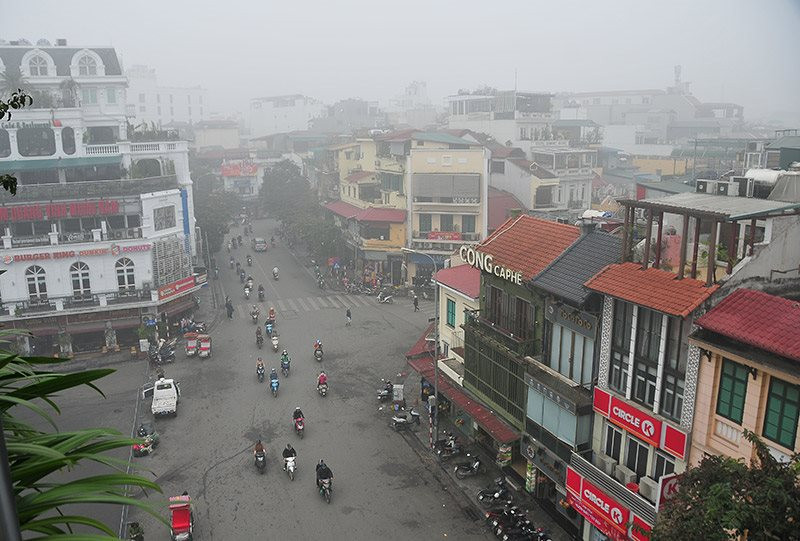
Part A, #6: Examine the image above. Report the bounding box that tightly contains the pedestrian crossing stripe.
[235,294,382,317]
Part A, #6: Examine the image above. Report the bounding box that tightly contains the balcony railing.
[0,175,178,202]
[7,288,153,317]
[85,144,120,156]
[464,309,538,358]
[10,227,144,248]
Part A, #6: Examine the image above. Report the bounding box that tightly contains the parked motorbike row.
[479,478,553,541]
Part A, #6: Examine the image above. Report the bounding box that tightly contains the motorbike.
[270,377,279,397]
[314,348,323,362]
[132,423,160,457]
[294,417,305,439]
[454,453,482,478]
[256,334,264,349]
[391,408,420,431]
[251,310,259,324]
[318,478,332,504]
[317,278,325,290]
[436,442,463,461]
[247,255,252,267]
[497,516,535,540]
[257,365,265,383]
[285,456,296,481]
[265,322,274,337]
[258,289,265,302]
[317,383,328,397]
[254,451,266,474]
[485,506,525,533]
[377,291,394,304]
[281,359,290,377]
[377,380,393,402]
[149,339,176,365]
[477,477,513,507]
[229,258,234,269]
[239,271,246,284]
[213,267,219,280]
[244,287,251,300]
[273,270,279,281]
[271,335,280,351]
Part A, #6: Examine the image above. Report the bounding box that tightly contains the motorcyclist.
[247,254,253,265]
[293,406,304,422]
[317,371,328,389]
[282,443,297,470]
[137,424,148,438]
[239,270,245,283]
[316,459,333,488]
[314,339,322,350]
[226,297,234,319]
[272,266,279,277]
[258,284,265,300]
[270,368,278,382]
[281,354,290,371]
[254,439,265,456]
[229,256,234,268]
[268,307,276,321]
[246,275,254,285]
[256,357,265,371]
[250,304,259,318]
[281,349,290,364]
[256,326,263,344]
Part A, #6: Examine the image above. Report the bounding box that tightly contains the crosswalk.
[235,293,382,317]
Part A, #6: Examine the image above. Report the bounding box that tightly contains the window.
[153,205,176,231]
[17,127,56,157]
[77,55,97,76]
[610,300,633,393]
[60,127,76,155]
[625,436,649,480]
[549,323,594,385]
[653,451,675,481]
[139,93,146,103]
[115,258,135,292]
[633,308,662,407]
[81,87,97,105]
[70,262,91,300]
[462,215,475,233]
[29,56,48,76]
[25,265,47,300]
[418,214,432,233]
[605,423,622,461]
[763,377,800,449]
[716,358,749,424]
[446,298,456,328]
[139,105,146,113]
[106,88,116,104]
[187,95,191,104]
[440,214,453,231]
[661,317,686,421]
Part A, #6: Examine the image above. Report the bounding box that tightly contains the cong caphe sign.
[459,245,523,285]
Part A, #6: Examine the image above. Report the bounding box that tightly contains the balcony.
[10,227,144,248]
[464,309,538,358]
[0,175,178,202]
[3,288,155,320]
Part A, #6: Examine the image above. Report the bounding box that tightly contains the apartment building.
[249,94,324,139]
[0,44,199,356]
[126,64,209,127]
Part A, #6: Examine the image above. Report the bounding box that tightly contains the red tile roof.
[323,200,360,219]
[585,262,718,317]
[695,289,800,362]
[487,187,527,232]
[478,215,580,281]
[345,170,377,183]
[435,265,481,299]
[404,322,436,359]
[408,356,519,443]
[354,207,406,223]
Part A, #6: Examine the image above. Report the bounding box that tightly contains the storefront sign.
[4,243,151,265]
[655,472,683,512]
[158,276,196,300]
[459,245,523,285]
[594,388,688,459]
[221,162,258,177]
[566,467,629,536]
[545,300,597,336]
[566,493,627,541]
[524,373,577,413]
[3,121,53,129]
[428,231,462,241]
[0,200,120,222]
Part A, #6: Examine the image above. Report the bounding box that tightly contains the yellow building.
[689,289,800,465]
[632,156,693,177]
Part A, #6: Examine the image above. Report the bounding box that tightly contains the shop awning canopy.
[408,356,520,444]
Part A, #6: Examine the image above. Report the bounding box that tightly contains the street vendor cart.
[184,332,199,357]
[197,334,212,358]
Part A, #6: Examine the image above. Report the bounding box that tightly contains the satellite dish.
[36,38,52,47]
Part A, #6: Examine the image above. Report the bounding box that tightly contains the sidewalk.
[392,396,578,540]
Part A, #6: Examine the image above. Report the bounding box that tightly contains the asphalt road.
[110,218,490,540]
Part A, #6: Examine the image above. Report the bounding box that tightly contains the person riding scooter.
[272,266,279,280]
[282,443,297,470]
[255,327,264,348]
[254,439,265,457]
[258,284,265,302]
[317,371,328,390]
[247,254,253,267]
[229,256,235,269]
[316,460,333,489]
[250,304,259,321]
[239,270,246,283]
[314,339,322,350]
[256,358,265,380]
[281,349,290,365]
[226,297,234,319]
[281,353,291,373]
[270,367,279,383]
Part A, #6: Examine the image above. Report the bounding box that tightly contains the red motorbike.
[294,417,305,439]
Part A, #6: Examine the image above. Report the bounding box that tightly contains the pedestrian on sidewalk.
[346,308,351,326]
[225,297,234,319]
[413,295,419,312]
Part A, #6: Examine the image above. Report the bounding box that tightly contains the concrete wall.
[490,161,534,209]
[194,127,239,150]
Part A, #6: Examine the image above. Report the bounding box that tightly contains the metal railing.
[464,309,538,357]
[0,175,178,202]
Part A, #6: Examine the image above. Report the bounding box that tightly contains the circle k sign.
[641,420,656,438]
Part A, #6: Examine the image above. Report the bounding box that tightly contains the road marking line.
[305,297,319,310]
[277,300,288,311]
[355,295,373,307]
[286,298,299,311]
[295,297,310,311]
[316,297,328,308]
[326,296,340,308]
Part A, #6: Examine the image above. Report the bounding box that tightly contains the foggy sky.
[3,0,799,121]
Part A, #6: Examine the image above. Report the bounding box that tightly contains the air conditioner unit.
[695,179,717,194]
[142,281,151,294]
[594,453,617,477]
[113,230,123,240]
[614,463,637,485]
[731,176,749,197]
[638,476,659,504]
[716,181,731,196]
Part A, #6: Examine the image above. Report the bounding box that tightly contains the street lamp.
[401,247,440,447]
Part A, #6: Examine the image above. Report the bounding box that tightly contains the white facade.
[126,64,209,127]
[248,95,324,139]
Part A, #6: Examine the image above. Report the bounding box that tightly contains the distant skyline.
[3,0,799,122]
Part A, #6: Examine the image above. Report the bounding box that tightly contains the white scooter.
[317,383,328,397]
[271,335,279,351]
[244,287,251,300]
[285,456,296,481]
[377,291,393,304]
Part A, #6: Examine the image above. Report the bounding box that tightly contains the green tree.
[0,88,34,194]
[1,334,164,539]
[652,430,800,541]
[193,188,242,255]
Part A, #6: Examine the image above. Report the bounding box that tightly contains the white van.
[142,378,181,417]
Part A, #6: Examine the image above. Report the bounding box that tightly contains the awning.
[404,322,435,359]
[363,250,388,261]
[159,295,196,317]
[410,253,447,266]
[408,356,520,444]
[0,155,122,173]
[323,200,360,219]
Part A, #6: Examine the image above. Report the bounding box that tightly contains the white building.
[126,64,209,127]
[248,95,324,139]
[0,43,200,356]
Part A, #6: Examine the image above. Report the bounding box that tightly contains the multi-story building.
[433,263,480,386]
[447,91,555,149]
[527,143,596,214]
[125,64,209,127]
[0,44,199,356]
[193,120,240,151]
[248,95,324,139]
[310,98,387,134]
[689,289,800,466]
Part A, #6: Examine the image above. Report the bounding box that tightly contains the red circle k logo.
[641,420,655,438]
[611,507,624,524]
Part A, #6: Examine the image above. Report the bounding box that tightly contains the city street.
[71,218,489,540]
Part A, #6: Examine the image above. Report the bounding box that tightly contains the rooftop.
[637,179,695,195]
[0,45,122,76]
[630,192,800,220]
[323,200,360,219]
[695,289,800,363]
[345,170,377,183]
[353,207,406,223]
[531,229,622,306]
[487,187,526,232]
[478,215,580,281]
[585,262,718,317]
[766,135,800,151]
[434,265,481,299]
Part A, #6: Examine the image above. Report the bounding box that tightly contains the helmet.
[295,406,301,411]
[257,439,261,444]
[257,357,262,362]
[286,443,292,450]
[319,459,325,466]
[283,349,287,355]
[270,306,275,310]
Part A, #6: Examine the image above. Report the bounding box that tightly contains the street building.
[0,43,199,356]
[386,80,438,129]
[125,64,208,127]
[432,263,480,385]
[248,94,324,139]
[310,98,387,134]
[193,120,241,151]
[689,289,800,466]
